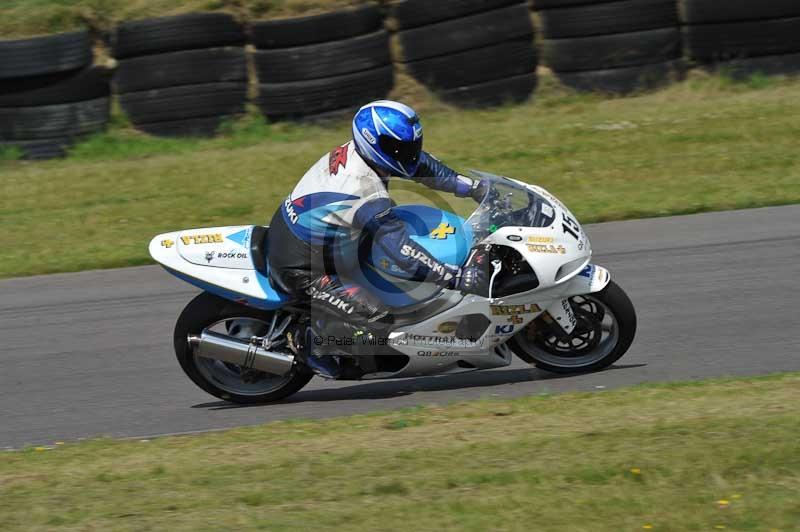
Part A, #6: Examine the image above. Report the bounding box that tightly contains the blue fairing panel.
[166,268,289,310]
[349,205,472,308]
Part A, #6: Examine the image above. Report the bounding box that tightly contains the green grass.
[2,74,800,279]
[2,372,799,530]
[0,0,374,37]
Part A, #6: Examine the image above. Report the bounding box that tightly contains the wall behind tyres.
[251,5,393,120]
[389,1,539,107]
[2,0,799,160]
[680,0,800,78]
[0,31,111,159]
[533,0,684,94]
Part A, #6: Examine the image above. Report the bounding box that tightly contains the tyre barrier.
[112,13,247,137]
[0,31,109,159]
[252,5,393,120]
[5,4,800,160]
[393,1,538,108]
[537,0,683,94]
[682,0,800,78]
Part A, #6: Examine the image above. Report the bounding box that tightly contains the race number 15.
[562,213,580,240]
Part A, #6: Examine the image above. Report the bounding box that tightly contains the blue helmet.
[352,100,423,177]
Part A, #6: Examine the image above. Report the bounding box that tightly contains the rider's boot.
[301,322,342,379]
[289,310,394,379]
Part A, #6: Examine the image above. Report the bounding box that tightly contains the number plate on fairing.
[177,226,254,270]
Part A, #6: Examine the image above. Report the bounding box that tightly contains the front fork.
[543,298,578,335]
[540,264,611,336]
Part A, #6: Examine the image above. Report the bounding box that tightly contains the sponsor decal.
[413,124,422,140]
[160,239,174,248]
[437,321,459,334]
[526,243,566,254]
[394,335,482,347]
[400,244,454,280]
[379,258,390,270]
[528,236,554,244]
[181,233,223,245]
[226,228,250,247]
[430,222,456,240]
[507,235,522,242]
[491,304,542,315]
[417,350,459,357]
[362,128,376,144]
[578,265,595,279]
[284,196,300,224]
[506,315,523,325]
[495,324,514,335]
[217,251,248,260]
[204,251,214,263]
[306,285,354,315]
[328,144,349,175]
[562,299,577,329]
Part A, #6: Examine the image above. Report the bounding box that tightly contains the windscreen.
[463,172,556,246]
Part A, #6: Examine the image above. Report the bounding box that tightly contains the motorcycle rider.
[268,100,488,378]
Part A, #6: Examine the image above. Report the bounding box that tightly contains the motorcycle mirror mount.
[488,259,503,301]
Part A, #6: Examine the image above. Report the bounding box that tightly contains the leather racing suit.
[268,140,474,326]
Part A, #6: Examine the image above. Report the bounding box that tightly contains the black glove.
[469,179,490,203]
[449,265,488,294]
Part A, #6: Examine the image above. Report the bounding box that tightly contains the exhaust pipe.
[187,330,294,376]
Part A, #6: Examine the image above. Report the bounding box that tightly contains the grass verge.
[1,75,800,279]
[2,372,799,530]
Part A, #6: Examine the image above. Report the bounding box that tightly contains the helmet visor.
[378,135,422,172]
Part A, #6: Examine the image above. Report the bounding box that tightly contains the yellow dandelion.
[630,468,641,474]
[717,500,730,507]
[642,525,653,529]
[33,447,47,452]
[714,526,726,530]
[731,494,742,499]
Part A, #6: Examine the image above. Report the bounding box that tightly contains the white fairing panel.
[175,226,253,269]
[148,225,283,308]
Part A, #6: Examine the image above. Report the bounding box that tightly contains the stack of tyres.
[252,5,393,120]
[0,31,110,159]
[683,0,800,78]
[393,0,538,107]
[113,13,247,137]
[536,0,683,94]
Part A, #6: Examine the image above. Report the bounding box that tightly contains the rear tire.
[174,292,312,404]
[509,281,637,373]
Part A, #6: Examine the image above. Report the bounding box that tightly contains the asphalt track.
[1,205,798,449]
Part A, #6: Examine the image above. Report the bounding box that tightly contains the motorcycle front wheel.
[508,280,637,374]
[174,292,312,404]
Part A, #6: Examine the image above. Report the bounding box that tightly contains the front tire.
[174,292,312,404]
[509,280,637,373]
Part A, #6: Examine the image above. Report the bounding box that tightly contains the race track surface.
[2,205,798,449]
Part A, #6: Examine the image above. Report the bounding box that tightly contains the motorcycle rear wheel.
[174,292,312,404]
[508,280,637,373]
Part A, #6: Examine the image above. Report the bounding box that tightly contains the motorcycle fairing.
[149,225,288,310]
[380,263,611,376]
[340,205,473,308]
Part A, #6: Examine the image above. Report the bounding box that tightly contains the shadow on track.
[192,363,646,410]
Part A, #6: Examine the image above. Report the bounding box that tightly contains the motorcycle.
[149,172,637,403]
